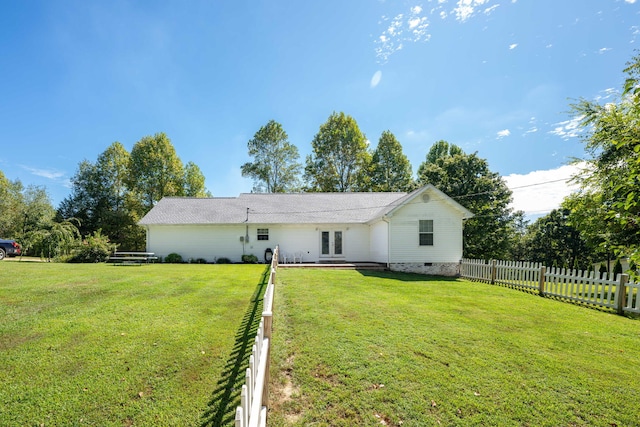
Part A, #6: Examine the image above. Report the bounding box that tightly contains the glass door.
[321,230,343,258]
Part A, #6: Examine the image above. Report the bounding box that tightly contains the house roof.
[138,185,474,225]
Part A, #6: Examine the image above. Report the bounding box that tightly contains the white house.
[138,184,474,276]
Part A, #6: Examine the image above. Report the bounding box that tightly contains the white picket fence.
[461,259,639,315]
[235,246,279,427]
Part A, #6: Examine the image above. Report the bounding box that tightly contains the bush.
[242,254,258,264]
[68,231,114,263]
[191,258,208,264]
[216,257,232,264]
[165,253,183,264]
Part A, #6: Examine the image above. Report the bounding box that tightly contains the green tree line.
[3,53,639,267]
[0,132,210,261]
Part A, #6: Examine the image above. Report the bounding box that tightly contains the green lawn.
[0,262,268,427]
[269,269,640,427]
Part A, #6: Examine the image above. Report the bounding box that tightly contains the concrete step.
[279,262,387,270]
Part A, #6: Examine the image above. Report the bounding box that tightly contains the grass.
[269,269,640,427]
[0,262,267,426]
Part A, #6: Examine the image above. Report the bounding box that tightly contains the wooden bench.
[109,252,158,266]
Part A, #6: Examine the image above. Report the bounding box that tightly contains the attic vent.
[421,194,431,203]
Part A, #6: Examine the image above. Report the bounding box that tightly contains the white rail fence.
[461,258,639,315]
[235,246,279,427]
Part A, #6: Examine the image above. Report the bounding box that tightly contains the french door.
[320,230,344,258]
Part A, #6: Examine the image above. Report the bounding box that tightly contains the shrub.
[242,254,258,264]
[68,230,114,263]
[216,257,232,264]
[165,253,183,263]
[191,258,208,264]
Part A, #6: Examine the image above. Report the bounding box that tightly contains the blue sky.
[1,0,638,216]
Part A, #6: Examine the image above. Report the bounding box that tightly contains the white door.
[320,230,344,258]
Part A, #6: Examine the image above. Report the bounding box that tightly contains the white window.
[419,220,433,246]
[257,228,269,241]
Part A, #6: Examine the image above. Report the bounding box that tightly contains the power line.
[246,176,576,216]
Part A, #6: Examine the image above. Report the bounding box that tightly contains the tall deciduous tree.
[370,130,414,192]
[60,135,210,250]
[567,54,640,272]
[0,170,25,238]
[241,120,301,192]
[417,143,515,259]
[184,161,212,197]
[523,208,593,269]
[304,112,372,192]
[58,142,144,249]
[128,132,185,211]
[421,140,463,166]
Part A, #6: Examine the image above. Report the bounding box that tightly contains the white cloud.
[625,0,636,4]
[20,165,66,180]
[497,129,511,138]
[375,6,431,63]
[549,115,585,140]
[598,47,612,54]
[484,4,500,15]
[453,0,490,23]
[371,70,382,88]
[375,0,507,62]
[509,43,518,50]
[503,163,586,215]
[594,87,617,102]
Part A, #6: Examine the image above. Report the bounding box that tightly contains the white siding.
[388,193,463,264]
[146,224,247,262]
[369,220,389,264]
[343,224,370,262]
[146,223,372,263]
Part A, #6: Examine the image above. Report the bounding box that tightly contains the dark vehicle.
[0,239,21,260]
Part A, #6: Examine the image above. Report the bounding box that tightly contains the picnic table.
[108,251,158,265]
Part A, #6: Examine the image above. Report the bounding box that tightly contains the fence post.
[235,407,244,427]
[538,265,546,296]
[261,312,272,409]
[490,260,497,284]
[616,274,629,315]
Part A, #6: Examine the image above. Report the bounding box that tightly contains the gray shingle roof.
[139,192,410,225]
[138,185,474,226]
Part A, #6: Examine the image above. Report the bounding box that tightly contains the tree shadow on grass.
[200,265,270,427]
[357,269,461,282]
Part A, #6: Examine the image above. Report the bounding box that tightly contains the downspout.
[243,207,250,255]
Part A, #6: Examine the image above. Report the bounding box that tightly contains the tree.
[58,142,144,249]
[417,144,515,259]
[522,209,593,269]
[128,132,185,212]
[184,161,212,197]
[304,112,372,192]
[370,130,414,192]
[29,218,80,262]
[20,186,62,258]
[506,210,529,261]
[241,120,302,193]
[0,170,25,238]
[421,140,463,166]
[568,53,640,273]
